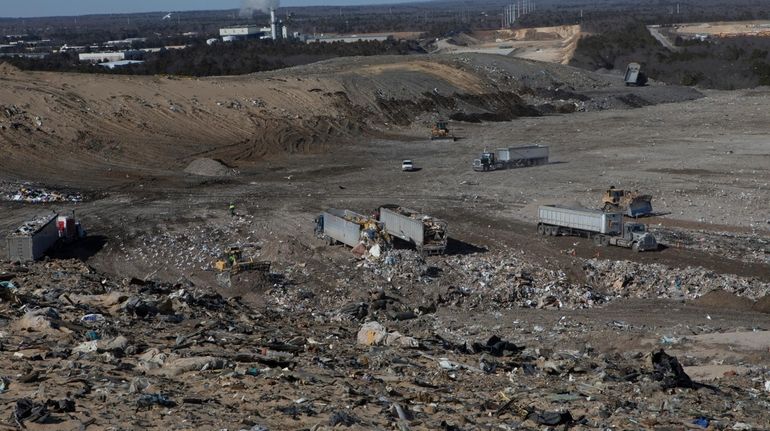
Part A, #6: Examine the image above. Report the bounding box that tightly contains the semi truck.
[473,145,549,172]
[6,212,86,262]
[314,209,385,248]
[537,205,657,252]
[379,206,448,255]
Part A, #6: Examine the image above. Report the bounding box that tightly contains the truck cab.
[623,223,657,251]
[473,152,497,171]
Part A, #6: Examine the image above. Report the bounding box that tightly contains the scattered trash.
[693,417,710,428]
[357,321,387,346]
[660,335,682,345]
[81,313,105,323]
[329,411,358,427]
[4,185,83,203]
[13,398,49,426]
[136,393,176,409]
[526,408,576,426]
[651,349,694,389]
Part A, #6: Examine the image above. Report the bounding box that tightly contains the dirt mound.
[751,295,770,313]
[0,62,20,75]
[694,289,755,311]
[183,158,237,177]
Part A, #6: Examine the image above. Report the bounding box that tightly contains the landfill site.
[0,52,769,430]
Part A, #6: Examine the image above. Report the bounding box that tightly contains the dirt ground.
[434,25,581,64]
[669,20,770,38]
[0,55,769,429]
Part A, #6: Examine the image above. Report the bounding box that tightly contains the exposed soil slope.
[0,54,700,187]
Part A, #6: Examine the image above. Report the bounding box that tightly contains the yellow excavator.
[213,246,270,275]
[601,186,653,218]
[430,121,456,141]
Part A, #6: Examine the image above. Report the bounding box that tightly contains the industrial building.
[219,25,263,41]
[218,8,287,42]
[78,50,143,63]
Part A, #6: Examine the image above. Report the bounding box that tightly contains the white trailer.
[6,213,60,262]
[315,209,372,248]
[537,205,657,252]
[473,145,549,171]
[379,206,448,255]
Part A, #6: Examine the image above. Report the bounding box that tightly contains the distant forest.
[5,38,425,76]
[570,20,770,89]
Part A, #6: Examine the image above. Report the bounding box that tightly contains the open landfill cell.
[0,52,769,430]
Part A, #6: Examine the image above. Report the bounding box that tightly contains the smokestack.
[270,8,278,40]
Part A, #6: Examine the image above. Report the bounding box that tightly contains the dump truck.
[6,212,87,262]
[602,186,653,217]
[315,209,386,248]
[537,205,657,252]
[624,62,648,86]
[430,121,456,141]
[379,206,448,255]
[473,145,549,171]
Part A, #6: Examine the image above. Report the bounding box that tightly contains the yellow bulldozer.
[430,121,456,141]
[601,186,653,218]
[213,246,270,275]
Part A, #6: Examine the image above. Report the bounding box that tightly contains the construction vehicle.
[213,246,270,274]
[602,186,653,217]
[379,205,448,255]
[537,205,657,252]
[430,121,456,141]
[624,62,648,86]
[473,145,549,171]
[315,209,389,248]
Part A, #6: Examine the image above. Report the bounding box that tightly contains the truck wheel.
[537,224,546,236]
[549,227,557,236]
[632,242,640,252]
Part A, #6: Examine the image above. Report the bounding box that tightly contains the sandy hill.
[0,54,700,187]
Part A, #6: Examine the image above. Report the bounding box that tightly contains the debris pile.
[4,184,84,203]
[112,214,260,272]
[354,250,768,310]
[1,258,767,429]
[583,258,770,301]
[10,213,56,236]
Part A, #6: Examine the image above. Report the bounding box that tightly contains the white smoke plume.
[240,0,280,17]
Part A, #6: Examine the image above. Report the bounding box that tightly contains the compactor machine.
[213,246,270,275]
[601,186,653,217]
[430,121,456,141]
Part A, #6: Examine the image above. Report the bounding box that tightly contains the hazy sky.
[2,1,422,18]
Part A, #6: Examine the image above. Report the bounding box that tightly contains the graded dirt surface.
[434,25,582,64]
[0,54,769,430]
[670,20,770,37]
